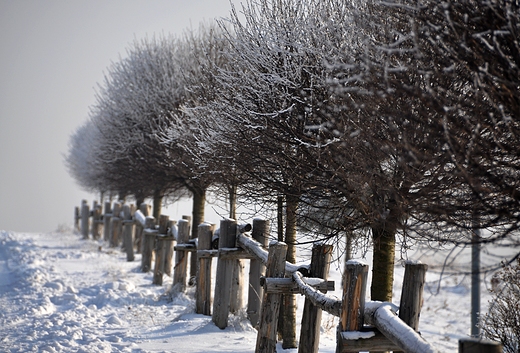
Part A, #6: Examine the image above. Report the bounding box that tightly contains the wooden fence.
[75,200,503,353]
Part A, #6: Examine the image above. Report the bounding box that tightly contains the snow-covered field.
[0,228,502,352]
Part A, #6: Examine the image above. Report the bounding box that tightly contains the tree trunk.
[190,186,206,282]
[370,225,396,302]
[135,194,145,211]
[152,189,162,220]
[228,185,237,219]
[345,231,353,262]
[280,193,298,349]
[277,195,284,242]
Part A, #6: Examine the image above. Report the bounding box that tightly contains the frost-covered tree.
[156,24,232,280]
[482,258,520,353]
[316,0,520,302]
[380,0,520,238]
[90,35,189,217]
[190,0,362,346]
[65,119,107,197]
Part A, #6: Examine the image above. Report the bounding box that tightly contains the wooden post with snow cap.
[152,214,170,285]
[247,218,269,327]
[336,260,370,353]
[74,206,80,232]
[340,260,368,332]
[182,214,196,285]
[80,200,89,239]
[91,203,102,240]
[122,204,134,262]
[196,222,215,315]
[173,219,190,291]
[230,222,250,314]
[141,216,156,272]
[212,218,238,329]
[109,202,122,247]
[299,243,333,353]
[399,261,428,330]
[255,241,287,353]
[390,261,429,353]
[135,203,150,253]
[163,220,177,276]
[103,201,112,242]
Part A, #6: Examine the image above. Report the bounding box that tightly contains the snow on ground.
[0,228,502,352]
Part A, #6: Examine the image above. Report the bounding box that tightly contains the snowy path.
[0,231,258,353]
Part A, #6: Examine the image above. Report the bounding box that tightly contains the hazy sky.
[0,0,237,233]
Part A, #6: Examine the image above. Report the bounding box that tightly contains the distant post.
[103,201,112,242]
[109,202,122,247]
[122,204,134,261]
[74,206,80,232]
[196,222,215,315]
[212,219,238,329]
[80,200,89,239]
[173,219,190,291]
[141,216,156,272]
[91,203,102,240]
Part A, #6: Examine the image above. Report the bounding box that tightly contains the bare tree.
[89,35,189,216]
[188,0,363,346]
[322,0,520,300]
[482,258,520,353]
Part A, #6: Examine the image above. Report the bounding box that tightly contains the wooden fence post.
[340,260,368,331]
[173,219,190,291]
[141,216,156,272]
[110,202,122,247]
[135,203,150,253]
[196,222,215,315]
[229,221,245,314]
[299,243,333,353]
[80,200,89,239]
[164,220,177,276]
[91,203,102,240]
[122,204,134,261]
[182,215,195,284]
[212,219,238,329]
[153,214,170,285]
[336,260,368,353]
[248,218,270,327]
[103,201,112,242]
[256,241,288,353]
[459,338,502,353]
[399,262,428,330]
[74,206,80,232]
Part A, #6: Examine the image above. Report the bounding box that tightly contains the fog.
[0,0,236,232]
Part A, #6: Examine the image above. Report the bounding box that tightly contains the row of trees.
[67,0,519,348]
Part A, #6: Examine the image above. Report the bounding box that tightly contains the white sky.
[0,0,237,233]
